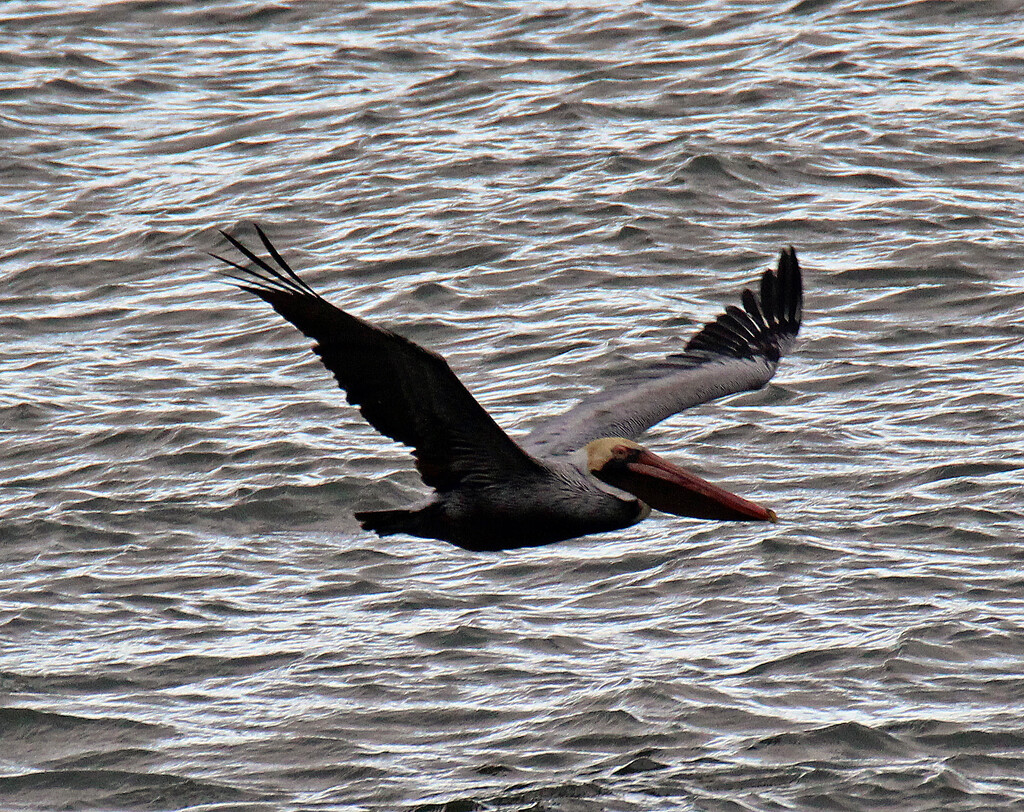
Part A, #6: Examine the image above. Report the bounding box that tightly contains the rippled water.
[3,1,1024,809]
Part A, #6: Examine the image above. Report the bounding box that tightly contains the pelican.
[213,226,802,551]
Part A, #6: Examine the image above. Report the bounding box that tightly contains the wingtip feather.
[212,224,321,300]
[684,246,803,362]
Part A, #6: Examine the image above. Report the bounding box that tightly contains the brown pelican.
[213,226,802,551]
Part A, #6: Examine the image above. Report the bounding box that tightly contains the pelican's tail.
[355,503,445,540]
[355,508,414,537]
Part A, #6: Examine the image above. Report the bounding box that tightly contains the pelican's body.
[373,457,649,551]
[214,227,802,551]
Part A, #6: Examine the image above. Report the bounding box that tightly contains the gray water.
[3,1,1024,810]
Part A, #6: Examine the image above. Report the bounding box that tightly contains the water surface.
[2,1,1024,810]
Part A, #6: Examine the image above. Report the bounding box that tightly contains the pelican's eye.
[611,445,640,462]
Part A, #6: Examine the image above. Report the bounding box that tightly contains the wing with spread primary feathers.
[523,247,803,457]
[214,225,544,491]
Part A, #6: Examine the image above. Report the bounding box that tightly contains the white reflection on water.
[2,1,1024,810]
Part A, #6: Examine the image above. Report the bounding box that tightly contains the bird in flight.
[213,226,802,551]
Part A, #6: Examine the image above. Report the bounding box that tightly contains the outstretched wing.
[214,225,545,491]
[523,247,803,457]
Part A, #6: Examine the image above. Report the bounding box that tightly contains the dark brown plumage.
[214,226,802,550]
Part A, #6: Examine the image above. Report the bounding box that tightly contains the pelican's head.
[585,437,777,523]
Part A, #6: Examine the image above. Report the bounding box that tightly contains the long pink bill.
[618,449,777,522]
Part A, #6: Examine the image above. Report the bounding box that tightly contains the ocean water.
[2,1,1024,809]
